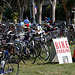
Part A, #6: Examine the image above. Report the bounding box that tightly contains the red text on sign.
[55,41,69,49]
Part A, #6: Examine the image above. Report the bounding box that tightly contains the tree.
[32,0,36,23]
[61,0,75,25]
[49,0,56,23]
[16,0,25,22]
[30,0,33,23]
[35,0,44,24]
[0,6,5,20]
[2,0,26,22]
[55,2,66,21]
[0,0,4,20]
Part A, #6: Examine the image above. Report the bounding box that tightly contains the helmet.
[26,24,29,27]
[19,22,25,29]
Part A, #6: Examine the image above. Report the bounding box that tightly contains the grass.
[18,59,75,75]
[17,44,75,75]
[4,44,75,75]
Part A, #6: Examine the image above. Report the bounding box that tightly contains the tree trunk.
[68,11,71,24]
[52,4,56,23]
[37,0,43,24]
[39,3,42,24]
[0,13,2,20]
[19,8,22,22]
[49,0,56,23]
[30,0,33,23]
[36,2,39,23]
[61,0,71,25]
[18,6,24,22]
[0,13,2,24]
[32,0,36,23]
[19,0,25,22]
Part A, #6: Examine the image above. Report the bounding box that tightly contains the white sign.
[53,37,72,64]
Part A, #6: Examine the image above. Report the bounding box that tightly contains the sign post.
[50,37,73,64]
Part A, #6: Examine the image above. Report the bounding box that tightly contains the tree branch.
[61,0,68,14]
[2,0,19,19]
[3,0,12,9]
[0,6,5,12]
[9,0,12,5]
[17,0,20,11]
[49,0,52,4]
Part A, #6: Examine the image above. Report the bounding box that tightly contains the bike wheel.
[52,32,60,38]
[4,56,19,75]
[67,34,74,45]
[14,42,26,63]
[25,45,37,64]
[40,42,50,61]
[33,40,41,57]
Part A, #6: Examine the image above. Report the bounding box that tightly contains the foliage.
[66,0,75,12]
[56,4,66,21]
[61,0,75,24]
[0,0,3,6]
[42,5,51,20]
[42,3,66,21]
[23,9,30,20]
[11,12,19,21]
[4,8,12,19]
[2,0,27,22]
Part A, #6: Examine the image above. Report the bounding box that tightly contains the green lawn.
[4,44,74,75]
[17,44,75,75]
[19,59,75,75]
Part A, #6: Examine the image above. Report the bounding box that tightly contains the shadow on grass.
[37,61,59,65]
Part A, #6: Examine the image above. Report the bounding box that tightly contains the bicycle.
[14,34,37,64]
[0,39,19,75]
[29,29,50,61]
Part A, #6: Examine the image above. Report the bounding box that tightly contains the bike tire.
[39,42,50,61]
[4,56,19,75]
[24,45,37,64]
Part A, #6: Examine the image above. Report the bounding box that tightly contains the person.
[44,17,51,23]
[45,17,48,22]
[19,22,25,28]
[24,17,30,24]
[19,22,25,32]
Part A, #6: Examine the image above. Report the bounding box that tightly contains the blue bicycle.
[0,41,19,75]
